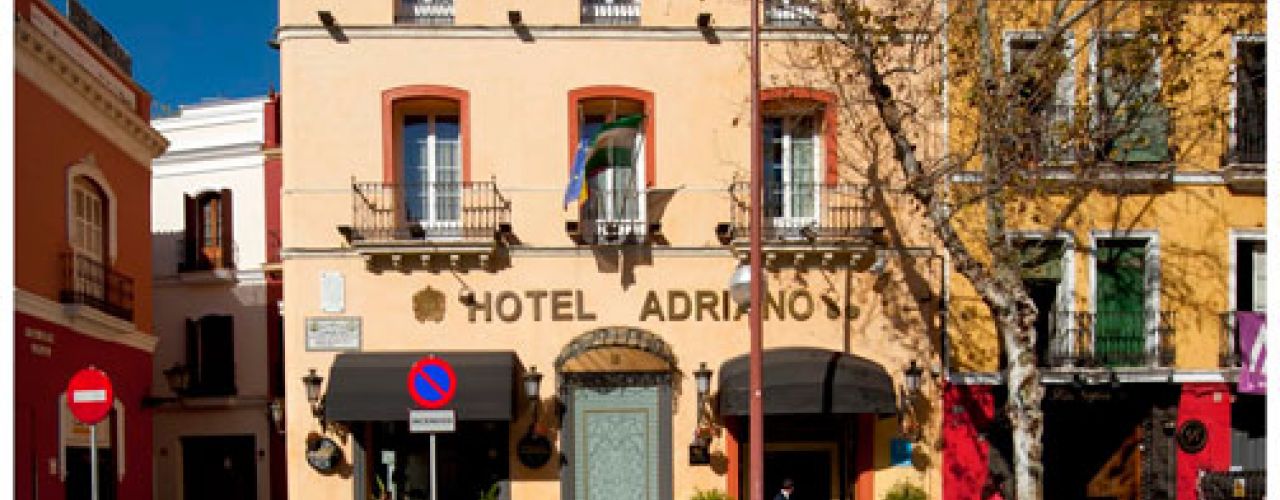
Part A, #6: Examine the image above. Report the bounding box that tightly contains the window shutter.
[220,189,234,269]
[200,315,236,396]
[182,194,198,271]
[184,318,201,393]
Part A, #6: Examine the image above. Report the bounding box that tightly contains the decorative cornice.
[15,18,168,163]
[276,24,838,42]
[14,288,157,353]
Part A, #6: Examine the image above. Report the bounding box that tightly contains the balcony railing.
[727,181,877,243]
[1017,104,1076,163]
[347,181,511,244]
[1220,311,1268,369]
[395,0,455,25]
[581,0,640,25]
[1047,310,1175,368]
[765,0,819,27]
[577,188,649,244]
[60,252,134,321]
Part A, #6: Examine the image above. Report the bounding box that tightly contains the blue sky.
[68,0,279,115]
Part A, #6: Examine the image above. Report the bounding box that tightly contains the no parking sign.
[406,356,456,409]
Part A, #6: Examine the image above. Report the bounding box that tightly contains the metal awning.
[717,348,897,416]
[324,351,521,422]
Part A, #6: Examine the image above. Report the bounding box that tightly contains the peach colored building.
[276,1,944,499]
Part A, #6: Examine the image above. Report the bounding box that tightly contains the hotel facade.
[276,0,946,498]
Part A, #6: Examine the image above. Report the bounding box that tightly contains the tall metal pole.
[430,433,438,500]
[90,425,98,500]
[748,0,765,497]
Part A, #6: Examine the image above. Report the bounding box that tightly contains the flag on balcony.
[1237,311,1267,395]
[563,114,644,208]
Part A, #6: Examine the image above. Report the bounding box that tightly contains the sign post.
[66,367,114,500]
[407,357,457,500]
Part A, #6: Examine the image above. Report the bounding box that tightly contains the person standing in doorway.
[773,478,795,500]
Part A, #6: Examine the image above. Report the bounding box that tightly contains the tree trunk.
[996,298,1045,500]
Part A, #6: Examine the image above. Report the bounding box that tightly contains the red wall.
[14,75,153,334]
[943,384,995,500]
[15,313,154,500]
[1176,383,1231,499]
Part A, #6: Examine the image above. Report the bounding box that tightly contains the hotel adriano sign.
[464,289,859,323]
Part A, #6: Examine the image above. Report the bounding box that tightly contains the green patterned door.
[1096,241,1147,366]
[572,385,663,500]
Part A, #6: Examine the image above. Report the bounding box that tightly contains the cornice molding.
[15,18,168,164]
[276,24,838,42]
[15,288,157,353]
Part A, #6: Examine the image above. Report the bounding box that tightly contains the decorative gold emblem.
[413,286,446,323]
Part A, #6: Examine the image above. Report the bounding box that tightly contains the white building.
[149,95,282,500]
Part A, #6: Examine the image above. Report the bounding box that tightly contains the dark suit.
[772,491,793,500]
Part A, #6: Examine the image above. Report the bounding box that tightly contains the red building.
[14,0,167,498]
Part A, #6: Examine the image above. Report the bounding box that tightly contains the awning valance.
[717,348,896,416]
[324,351,520,422]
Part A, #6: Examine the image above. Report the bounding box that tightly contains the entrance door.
[1095,240,1148,366]
[571,384,668,500]
[181,435,257,500]
[765,449,834,500]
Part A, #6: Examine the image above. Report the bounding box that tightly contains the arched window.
[71,176,107,263]
[382,86,470,239]
[760,88,837,238]
[567,86,656,243]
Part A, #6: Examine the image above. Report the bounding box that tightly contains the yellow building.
[276,1,946,499]
[938,1,1266,498]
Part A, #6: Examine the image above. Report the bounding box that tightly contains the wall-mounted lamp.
[302,368,325,418]
[689,362,715,465]
[696,12,712,28]
[267,398,285,435]
[143,362,191,407]
[523,366,544,435]
[694,362,713,401]
[903,360,923,397]
[508,10,523,26]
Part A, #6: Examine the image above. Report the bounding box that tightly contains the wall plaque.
[517,433,553,468]
[1177,419,1208,454]
[305,317,361,351]
[320,272,344,313]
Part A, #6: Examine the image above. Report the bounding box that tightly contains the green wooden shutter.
[1095,242,1147,366]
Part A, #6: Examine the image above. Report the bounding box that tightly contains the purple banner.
[1237,312,1267,394]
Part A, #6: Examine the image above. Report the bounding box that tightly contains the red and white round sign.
[66,367,114,425]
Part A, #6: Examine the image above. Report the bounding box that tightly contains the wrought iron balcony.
[1219,311,1268,369]
[341,181,511,248]
[722,181,879,247]
[395,0,455,25]
[1046,310,1175,368]
[581,0,640,25]
[60,252,134,321]
[1228,106,1266,166]
[765,0,819,27]
[569,188,656,245]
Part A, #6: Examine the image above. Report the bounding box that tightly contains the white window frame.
[580,114,648,242]
[1010,230,1077,362]
[763,113,823,235]
[1228,34,1265,160]
[402,114,462,232]
[1088,230,1161,364]
[1229,229,1266,313]
[1003,30,1077,108]
[1088,31,1163,121]
[65,156,117,261]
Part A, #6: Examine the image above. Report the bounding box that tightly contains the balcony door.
[70,176,107,301]
[763,115,820,237]
[403,114,462,235]
[1095,240,1149,366]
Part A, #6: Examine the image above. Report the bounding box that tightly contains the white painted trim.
[15,289,157,353]
[1002,30,1077,107]
[946,372,1004,385]
[1009,230,1077,356]
[1228,229,1266,312]
[1228,34,1265,156]
[67,156,119,261]
[1087,30,1162,123]
[276,24,851,42]
[1088,230,1161,364]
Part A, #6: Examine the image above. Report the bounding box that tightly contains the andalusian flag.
[563,114,644,208]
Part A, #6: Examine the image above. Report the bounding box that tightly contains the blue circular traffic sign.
[407,357,456,409]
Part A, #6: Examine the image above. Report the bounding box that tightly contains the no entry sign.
[66,367,114,425]
[407,357,456,409]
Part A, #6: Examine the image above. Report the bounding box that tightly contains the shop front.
[718,348,898,500]
[320,351,522,500]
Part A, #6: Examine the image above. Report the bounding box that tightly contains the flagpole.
[748,0,765,499]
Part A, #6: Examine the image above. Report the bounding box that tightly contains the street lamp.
[746,0,765,492]
[163,362,190,395]
[524,366,544,435]
[904,361,923,397]
[694,362,713,400]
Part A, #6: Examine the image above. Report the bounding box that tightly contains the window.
[764,114,819,224]
[182,190,234,271]
[1012,238,1073,367]
[577,98,647,242]
[765,0,818,27]
[1232,38,1265,164]
[71,176,106,262]
[1091,237,1162,367]
[1236,239,1266,312]
[1006,33,1075,161]
[581,0,640,25]
[185,315,236,396]
[395,0,454,25]
[402,111,462,232]
[1094,34,1167,162]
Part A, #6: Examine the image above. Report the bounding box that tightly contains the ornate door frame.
[560,372,673,500]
